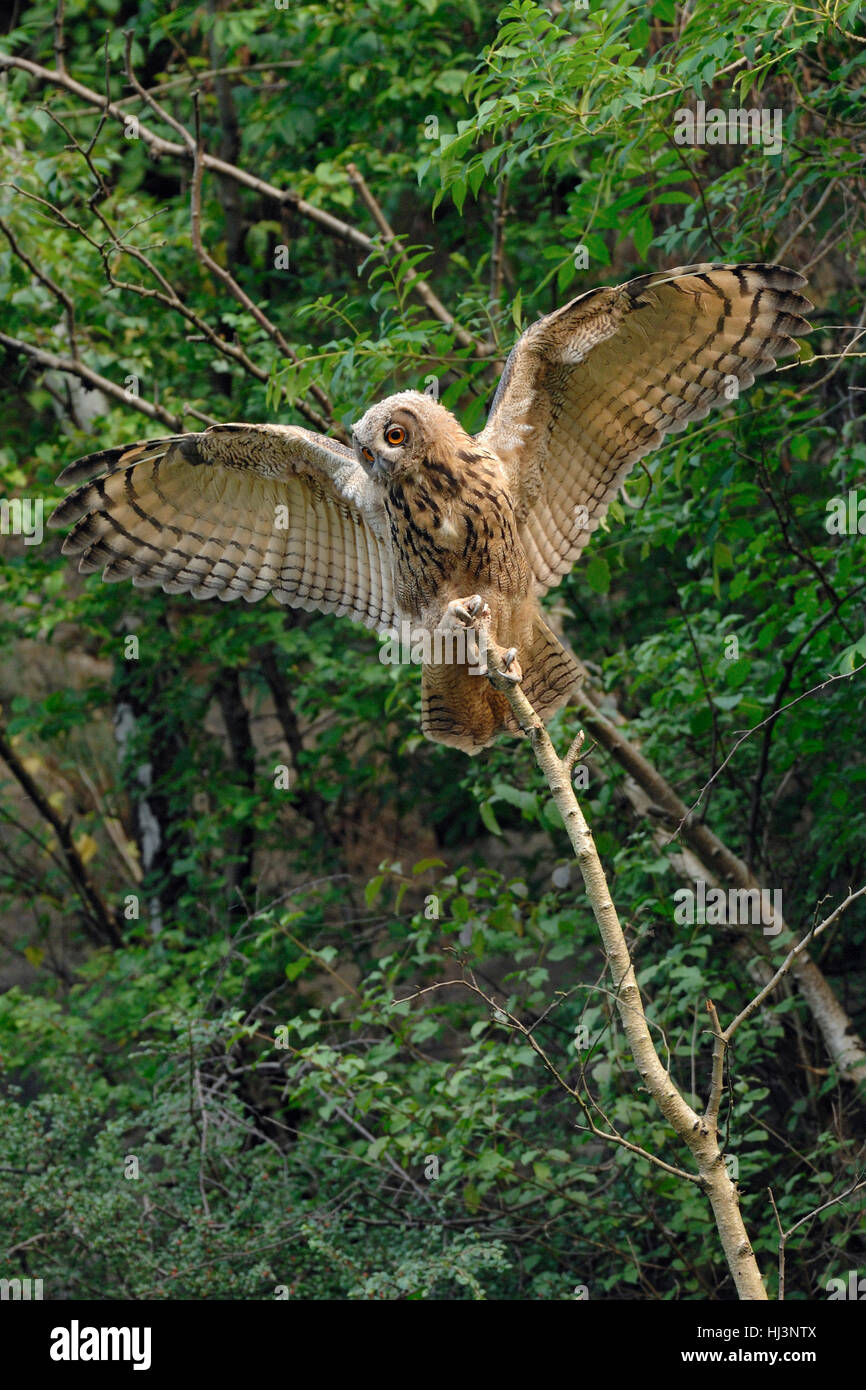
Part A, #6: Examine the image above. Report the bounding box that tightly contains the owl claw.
[464,594,488,619]
[500,647,523,684]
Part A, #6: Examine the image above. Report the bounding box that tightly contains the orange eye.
[361,446,375,463]
[385,425,405,446]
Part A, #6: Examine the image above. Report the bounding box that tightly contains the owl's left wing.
[50,422,399,632]
[477,263,811,595]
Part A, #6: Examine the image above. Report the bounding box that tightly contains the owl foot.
[438,595,493,672]
[443,594,491,628]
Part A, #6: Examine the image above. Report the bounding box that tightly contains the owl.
[50,263,810,754]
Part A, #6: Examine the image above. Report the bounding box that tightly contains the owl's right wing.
[49,423,399,632]
[478,264,811,595]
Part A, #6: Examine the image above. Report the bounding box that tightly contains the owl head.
[351,390,465,482]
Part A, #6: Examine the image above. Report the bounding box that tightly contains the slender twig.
[724,886,866,1040]
[571,679,866,1084]
[0,218,78,355]
[345,162,487,355]
[769,1176,866,1300]
[775,178,839,261]
[704,1000,727,1129]
[681,662,866,830]
[399,974,697,1181]
[745,583,866,867]
[3,175,287,404]
[754,457,857,641]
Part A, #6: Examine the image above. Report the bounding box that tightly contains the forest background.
[0,0,864,1300]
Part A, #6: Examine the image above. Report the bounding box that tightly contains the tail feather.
[517,613,580,723]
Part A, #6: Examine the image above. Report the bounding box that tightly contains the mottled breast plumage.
[386,449,528,617]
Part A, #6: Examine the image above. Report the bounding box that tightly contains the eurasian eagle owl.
[51,263,810,753]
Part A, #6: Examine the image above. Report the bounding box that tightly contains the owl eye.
[361,446,375,463]
[385,425,406,446]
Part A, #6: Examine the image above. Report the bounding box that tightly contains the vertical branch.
[212,668,257,900]
[187,90,342,438]
[53,0,67,75]
[0,718,121,947]
[488,153,509,315]
[256,642,334,847]
[704,999,726,1130]
[193,1065,212,1221]
[484,646,768,1300]
[205,0,244,266]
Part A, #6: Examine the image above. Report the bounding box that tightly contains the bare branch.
[2,174,327,430]
[0,49,476,349]
[482,640,770,1299]
[724,886,866,1041]
[0,331,184,429]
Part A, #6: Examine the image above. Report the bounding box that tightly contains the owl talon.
[500,647,523,684]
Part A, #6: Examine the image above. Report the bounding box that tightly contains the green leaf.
[365,874,386,907]
[479,801,503,836]
[631,210,654,259]
[584,554,611,594]
[412,857,447,875]
[463,1183,481,1214]
[285,955,311,982]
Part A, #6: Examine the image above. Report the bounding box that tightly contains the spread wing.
[50,423,399,632]
[477,263,812,595]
